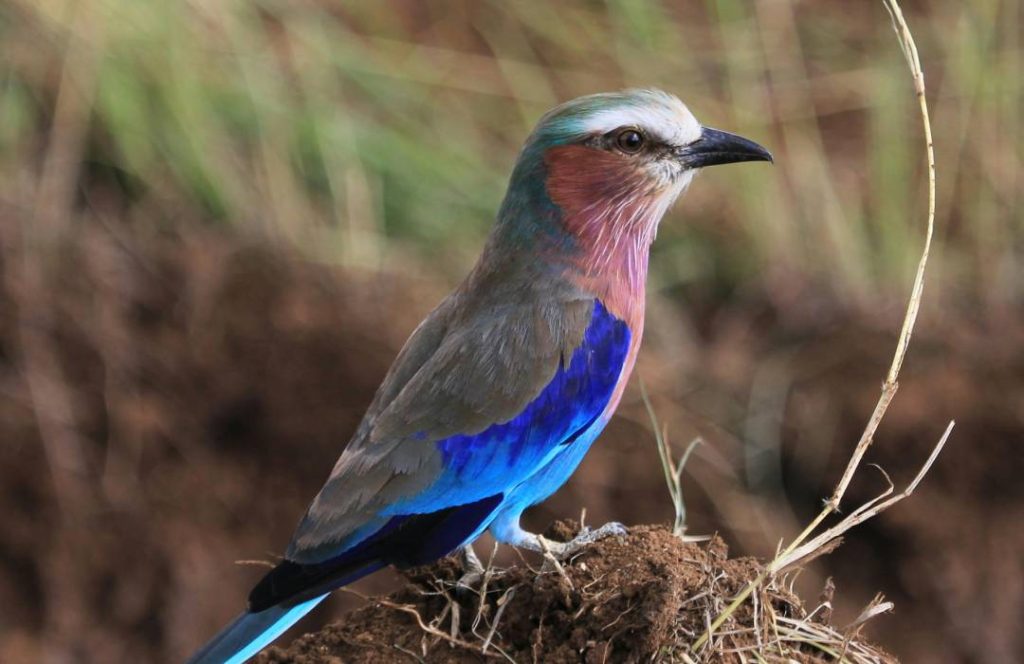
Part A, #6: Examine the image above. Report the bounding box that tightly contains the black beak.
[677,127,773,169]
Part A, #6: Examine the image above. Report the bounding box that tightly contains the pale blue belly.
[492,413,610,521]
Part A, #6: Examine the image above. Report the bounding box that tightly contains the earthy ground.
[258,525,892,664]
[0,224,1021,662]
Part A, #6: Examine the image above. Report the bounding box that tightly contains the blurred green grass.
[1,0,1020,311]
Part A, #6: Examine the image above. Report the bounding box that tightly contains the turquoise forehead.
[529,89,701,147]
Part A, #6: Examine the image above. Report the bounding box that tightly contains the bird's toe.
[602,521,628,535]
[455,569,484,596]
[576,521,627,543]
[546,521,628,560]
[454,544,486,594]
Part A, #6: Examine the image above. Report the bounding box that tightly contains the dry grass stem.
[342,587,505,659]
[773,421,953,572]
[641,380,702,537]
[481,587,516,654]
[537,536,575,591]
[692,0,946,654]
[828,0,939,511]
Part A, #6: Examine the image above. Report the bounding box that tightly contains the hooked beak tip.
[679,127,774,169]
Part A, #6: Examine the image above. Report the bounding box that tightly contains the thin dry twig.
[537,536,575,591]
[845,594,895,634]
[339,587,503,659]
[826,0,940,513]
[692,0,946,654]
[774,421,952,572]
[482,587,516,654]
[641,381,702,537]
[839,594,895,661]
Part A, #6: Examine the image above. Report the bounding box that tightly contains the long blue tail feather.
[188,558,386,664]
[186,594,327,664]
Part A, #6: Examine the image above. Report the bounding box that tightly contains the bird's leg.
[490,512,628,560]
[455,544,485,592]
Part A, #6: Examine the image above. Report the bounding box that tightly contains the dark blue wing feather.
[401,299,630,508]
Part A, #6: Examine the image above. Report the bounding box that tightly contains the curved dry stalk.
[773,422,953,573]
[641,381,703,537]
[827,0,940,510]
[692,0,945,655]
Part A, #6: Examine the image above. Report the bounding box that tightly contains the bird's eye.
[615,129,645,154]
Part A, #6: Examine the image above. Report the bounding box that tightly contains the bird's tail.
[188,494,504,662]
[185,593,327,664]
[187,556,386,664]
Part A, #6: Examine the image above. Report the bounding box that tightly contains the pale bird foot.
[455,544,485,594]
[544,521,628,560]
[510,521,628,566]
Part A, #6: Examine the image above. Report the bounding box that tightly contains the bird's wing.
[284,293,631,566]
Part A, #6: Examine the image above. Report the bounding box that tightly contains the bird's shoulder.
[358,276,601,447]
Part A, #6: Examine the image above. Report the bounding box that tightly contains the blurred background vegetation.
[0,0,1021,662]
[4,0,1020,303]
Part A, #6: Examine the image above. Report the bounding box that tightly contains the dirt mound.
[258,525,892,663]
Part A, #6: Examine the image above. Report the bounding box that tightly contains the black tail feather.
[249,493,503,611]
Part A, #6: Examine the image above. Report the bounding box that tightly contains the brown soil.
[257,524,890,664]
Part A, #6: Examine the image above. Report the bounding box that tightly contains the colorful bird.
[188,89,771,664]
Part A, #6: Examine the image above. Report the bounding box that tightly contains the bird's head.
[499,89,771,264]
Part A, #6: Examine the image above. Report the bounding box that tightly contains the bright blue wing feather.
[388,299,630,513]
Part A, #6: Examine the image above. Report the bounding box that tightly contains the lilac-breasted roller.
[188,89,771,663]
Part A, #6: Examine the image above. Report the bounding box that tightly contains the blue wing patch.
[433,298,630,489]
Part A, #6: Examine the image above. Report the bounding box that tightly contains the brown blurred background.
[0,0,1021,662]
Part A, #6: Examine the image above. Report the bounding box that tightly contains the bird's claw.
[578,521,628,541]
[540,521,628,562]
[455,544,485,595]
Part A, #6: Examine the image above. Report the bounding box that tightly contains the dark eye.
[615,129,645,153]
